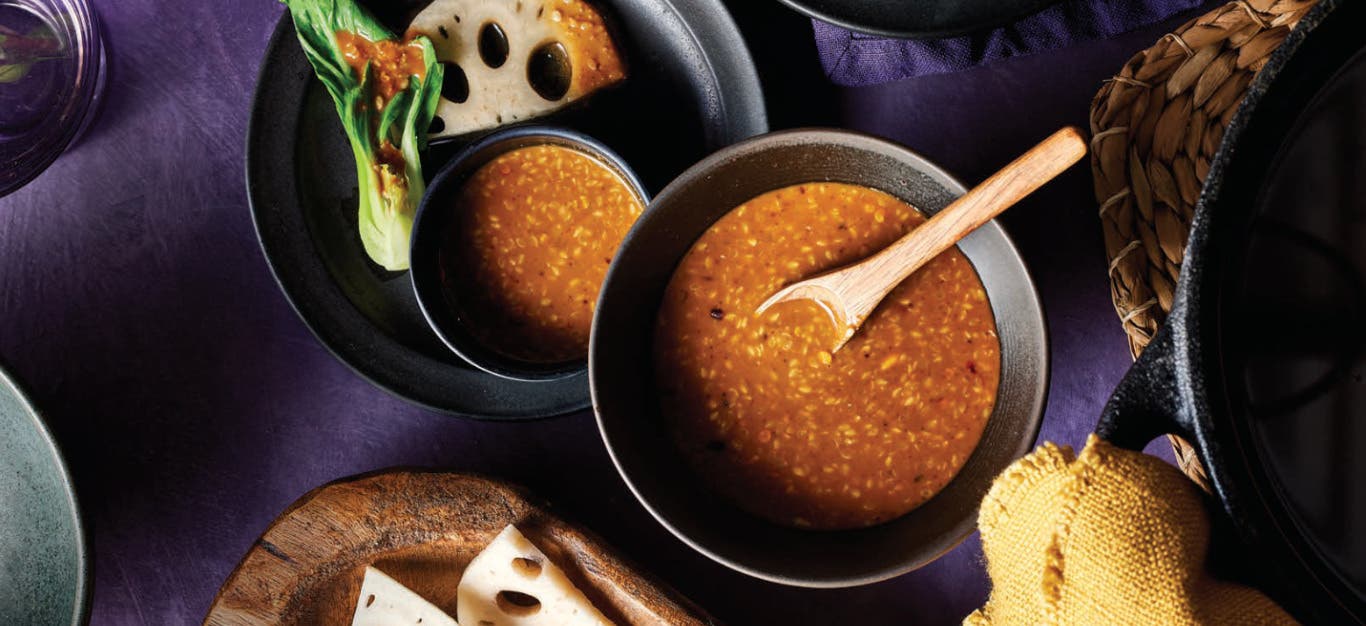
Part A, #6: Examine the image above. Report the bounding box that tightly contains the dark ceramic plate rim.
[591,129,1050,586]
[778,0,1061,40]
[246,2,768,420]
[0,364,89,624]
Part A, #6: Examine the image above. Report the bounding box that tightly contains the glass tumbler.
[0,0,104,197]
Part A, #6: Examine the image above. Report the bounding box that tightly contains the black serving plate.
[778,0,1060,39]
[247,0,767,419]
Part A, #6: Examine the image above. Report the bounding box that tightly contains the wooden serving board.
[205,471,714,625]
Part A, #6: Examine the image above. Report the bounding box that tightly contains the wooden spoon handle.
[861,126,1087,298]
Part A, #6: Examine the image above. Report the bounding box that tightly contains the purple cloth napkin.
[814,0,1206,86]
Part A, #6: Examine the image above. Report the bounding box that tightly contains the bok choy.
[282,0,444,271]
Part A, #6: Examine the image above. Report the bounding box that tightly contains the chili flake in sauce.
[655,183,1001,530]
[444,145,643,362]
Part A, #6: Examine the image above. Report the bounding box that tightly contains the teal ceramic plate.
[0,366,87,624]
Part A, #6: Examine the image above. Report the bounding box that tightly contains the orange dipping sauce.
[335,30,428,105]
[655,183,1000,529]
[444,145,644,363]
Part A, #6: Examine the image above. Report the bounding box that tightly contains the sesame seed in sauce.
[654,183,1000,530]
[445,145,642,362]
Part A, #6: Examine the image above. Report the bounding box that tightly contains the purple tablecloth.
[813,0,1205,85]
[0,1,1191,624]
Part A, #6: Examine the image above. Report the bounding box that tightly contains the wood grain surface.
[204,471,713,626]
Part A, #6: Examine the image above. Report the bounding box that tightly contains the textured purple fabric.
[814,0,1206,85]
[0,1,1190,624]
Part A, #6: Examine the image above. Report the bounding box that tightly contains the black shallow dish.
[591,129,1049,586]
[1098,0,1366,622]
[247,0,766,419]
[778,0,1060,39]
[411,126,649,382]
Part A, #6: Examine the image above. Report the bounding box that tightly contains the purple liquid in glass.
[0,0,103,196]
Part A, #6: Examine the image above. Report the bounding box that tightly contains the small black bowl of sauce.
[410,126,649,382]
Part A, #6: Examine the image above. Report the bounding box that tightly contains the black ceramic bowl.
[590,129,1049,586]
[411,126,650,382]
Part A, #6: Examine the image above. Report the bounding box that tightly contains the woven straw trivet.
[1089,0,1317,489]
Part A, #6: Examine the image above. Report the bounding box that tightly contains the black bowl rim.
[589,127,1050,587]
[411,125,651,382]
[776,0,1060,40]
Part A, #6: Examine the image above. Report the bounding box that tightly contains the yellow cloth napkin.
[965,434,1298,626]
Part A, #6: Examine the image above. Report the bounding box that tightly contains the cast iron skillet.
[778,0,1059,39]
[591,129,1049,586]
[1097,0,1365,622]
[246,0,767,419]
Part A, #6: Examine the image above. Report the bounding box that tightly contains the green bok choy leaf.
[282,0,443,271]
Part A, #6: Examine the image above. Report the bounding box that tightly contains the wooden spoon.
[756,126,1088,353]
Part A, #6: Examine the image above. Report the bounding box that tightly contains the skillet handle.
[1096,326,1196,451]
